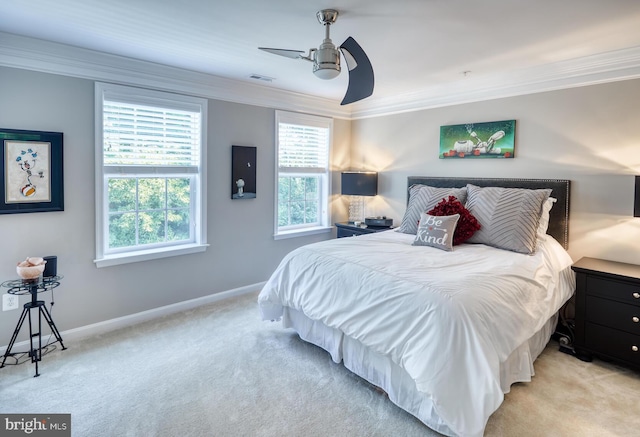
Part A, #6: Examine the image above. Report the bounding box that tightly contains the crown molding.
[349,45,640,119]
[2,32,640,120]
[0,32,351,119]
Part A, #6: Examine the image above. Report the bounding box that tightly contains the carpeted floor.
[1,291,639,436]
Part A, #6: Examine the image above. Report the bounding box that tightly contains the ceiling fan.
[259,9,374,106]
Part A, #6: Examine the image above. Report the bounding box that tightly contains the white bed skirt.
[282,306,557,437]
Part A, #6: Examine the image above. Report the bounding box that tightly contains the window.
[95,83,208,267]
[275,111,332,238]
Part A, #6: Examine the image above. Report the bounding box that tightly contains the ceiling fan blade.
[259,47,305,59]
[339,37,374,105]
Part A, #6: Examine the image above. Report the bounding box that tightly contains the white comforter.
[258,230,575,437]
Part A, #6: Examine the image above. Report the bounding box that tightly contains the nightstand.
[335,222,392,238]
[571,257,640,369]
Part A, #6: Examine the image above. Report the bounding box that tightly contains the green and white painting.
[439,120,515,159]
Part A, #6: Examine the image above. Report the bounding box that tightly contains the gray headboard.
[407,177,571,249]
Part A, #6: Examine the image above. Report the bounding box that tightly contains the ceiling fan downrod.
[313,9,341,80]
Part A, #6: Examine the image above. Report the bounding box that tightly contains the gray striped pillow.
[396,185,467,235]
[465,184,551,254]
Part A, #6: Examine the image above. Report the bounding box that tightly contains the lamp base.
[348,195,364,223]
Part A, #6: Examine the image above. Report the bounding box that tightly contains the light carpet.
[0,291,639,436]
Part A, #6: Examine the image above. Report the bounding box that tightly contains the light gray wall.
[0,66,350,341]
[351,78,640,265]
[3,63,638,344]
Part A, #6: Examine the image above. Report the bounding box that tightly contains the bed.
[258,177,575,437]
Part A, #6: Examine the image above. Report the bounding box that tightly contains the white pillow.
[537,197,557,239]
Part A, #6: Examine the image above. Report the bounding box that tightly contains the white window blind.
[278,123,329,173]
[95,82,208,267]
[274,110,332,239]
[103,101,200,168]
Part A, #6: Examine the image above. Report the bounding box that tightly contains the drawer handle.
[633,346,639,352]
[634,292,640,299]
[634,316,640,323]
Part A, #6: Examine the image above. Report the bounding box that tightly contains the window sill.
[94,243,209,268]
[274,226,332,240]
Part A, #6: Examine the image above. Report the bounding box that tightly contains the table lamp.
[341,171,377,223]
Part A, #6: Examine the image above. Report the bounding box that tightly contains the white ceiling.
[2,0,640,117]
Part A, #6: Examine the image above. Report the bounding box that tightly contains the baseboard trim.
[0,281,264,353]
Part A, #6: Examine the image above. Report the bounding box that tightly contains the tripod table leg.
[0,306,29,368]
[41,305,66,350]
[27,305,40,377]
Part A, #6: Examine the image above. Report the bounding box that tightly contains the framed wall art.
[439,120,516,159]
[231,145,256,199]
[0,128,64,214]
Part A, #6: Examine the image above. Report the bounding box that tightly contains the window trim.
[274,110,332,239]
[94,82,208,267]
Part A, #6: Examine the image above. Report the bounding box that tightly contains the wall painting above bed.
[439,119,515,159]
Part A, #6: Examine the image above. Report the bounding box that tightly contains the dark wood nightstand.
[571,257,640,369]
[335,222,392,238]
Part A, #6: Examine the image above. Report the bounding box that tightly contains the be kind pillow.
[412,212,460,251]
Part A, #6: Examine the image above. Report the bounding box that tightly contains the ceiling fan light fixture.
[313,44,341,80]
[313,64,341,80]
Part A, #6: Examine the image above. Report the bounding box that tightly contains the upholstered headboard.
[407,177,571,249]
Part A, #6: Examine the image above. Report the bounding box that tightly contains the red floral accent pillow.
[427,196,481,245]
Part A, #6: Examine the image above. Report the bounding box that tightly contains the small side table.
[335,222,393,238]
[1,275,66,377]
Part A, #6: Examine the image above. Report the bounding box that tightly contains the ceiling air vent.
[249,74,274,82]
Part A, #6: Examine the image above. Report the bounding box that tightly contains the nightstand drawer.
[586,276,640,306]
[586,296,640,335]
[337,228,366,238]
[335,222,391,238]
[585,323,640,366]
